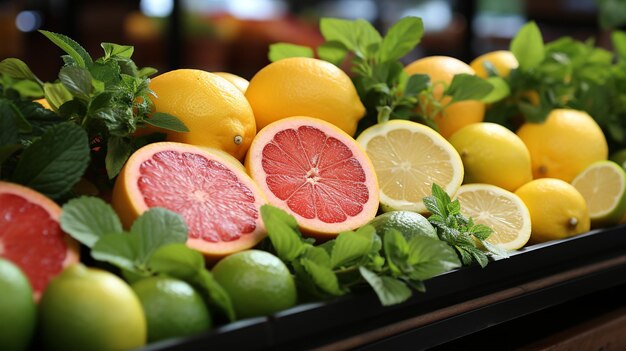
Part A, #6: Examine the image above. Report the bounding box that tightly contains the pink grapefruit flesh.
[112,142,267,259]
[0,181,79,300]
[246,116,379,237]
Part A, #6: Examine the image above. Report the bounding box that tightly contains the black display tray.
[140,224,626,351]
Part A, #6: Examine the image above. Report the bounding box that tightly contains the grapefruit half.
[245,116,380,237]
[0,181,79,300]
[112,142,267,259]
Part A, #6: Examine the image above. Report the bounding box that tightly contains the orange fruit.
[245,57,366,136]
[469,50,518,78]
[404,56,486,139]
[213,72,249,93]
[516,109,608,182]
[148,69,256,160]
[0,181,79,300]
[112,142,266,260]
[245,116,379,238]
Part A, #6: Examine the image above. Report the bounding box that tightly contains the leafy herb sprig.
[268,17,499,134]
[260,205,460,306]
[424,184,509,268]
[59,196,235,322]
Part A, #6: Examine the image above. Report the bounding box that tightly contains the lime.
[0,258,36,351]
[131,276,212,342]
[38,264,146,351]
[212,250,297,319]
[368,211,437,240]
[571,160,626,228]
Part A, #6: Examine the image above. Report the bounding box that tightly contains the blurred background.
[1,0,624,81]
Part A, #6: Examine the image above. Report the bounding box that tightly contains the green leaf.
[379,16,424,62]
[404,74,429,96]
[320,18,359,54]
[130,207,188,265]
[0,101,20,145]
[445,74,493,102]
[92,233,140,272]
[12,122,90,199]
[481,240,511,260]
[12,80,44,98]
[330,225,376,268]
[101,42,134,59]
[469,223,492,241]
[406,236,461,280]
[480,76,511,103]
[383,229,410,276]
[0,99,31,134]
[301,247,344,296]
[144,112,189,132]
[359,267,412,306]
[268,43,314,62]
[261,205,305,262]
[137,67,158,78]
[196,270,237,321]
[60,196,123,248]
[59,66,93,100]
[0,144,21,164]
[43,82,73,110]
[105,136,132,179]
[317,41,348,66]
[39,30,93,68]
[612,31,626,62]
[354,19,382,58]
[510,21,545,69]
[0,58,43,84]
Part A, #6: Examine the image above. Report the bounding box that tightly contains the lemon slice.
[356,120,464,213]
[571,160,626,227]
[454,183,532,250]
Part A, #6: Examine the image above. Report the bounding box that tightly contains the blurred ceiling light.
[15,11,42,32]
[319,0,378,22]
[140,0,174,17]
[401,0,452,32]
[226,0,287,20]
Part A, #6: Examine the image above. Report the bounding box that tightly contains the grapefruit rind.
[245,116,380,237]
[0,181,80,299]
[111,142,267,259]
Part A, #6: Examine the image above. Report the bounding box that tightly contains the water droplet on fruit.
[4,212,12,221]
[234,135,243,145]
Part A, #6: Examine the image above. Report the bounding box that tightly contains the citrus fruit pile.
[2,15,626,351]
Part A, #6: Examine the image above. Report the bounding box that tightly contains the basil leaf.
[359,267,412,306]
[510,21,545,69]
[12,122,90,199]
[144,112,189,132]
[60,196,124,248]
[39,30,93,68]
[379,16,424,62]
[130,207,188,265]
[268,43,314,62]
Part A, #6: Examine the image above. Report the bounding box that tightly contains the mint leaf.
[105,136,132,179]
[445,73,493,102]
[480,76,511,103]
[144,112,189,132]
[12,122,90,199]
[405,74,429,96]
[481,240,511,260]
[406,236,460,280]
[43,82,72,110]
[59,66,93,101]
[196,270,237,321]
[301,247,344,296]
[92,233,140,272]
[359,266,412,306]
[39,30,93,68]
[261,205,305,262]
[317,41,348,66]
[379,16,424,62]
[0,99,31,133]
[510,21,545,69]
[612,31,626,62]
[101,43,134,59]
[60,196,123,248]
[268,43,314,62]
[383,229,410,276]
[320,18,358,54]
[130,207,188,265]
[330,225,376,268]
[0,101,20,145]
[0,58,43,84]
[12,80,44,98]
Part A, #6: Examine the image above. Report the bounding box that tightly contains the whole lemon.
[449,122,532,191]
[516,109,608,182]
[469,50,518,78]
[514,178,590,243]
[213,72,249,93]
[148,69,256,160]
[245,57,365,136]
[38,264,147,351]
[404,56,485,139]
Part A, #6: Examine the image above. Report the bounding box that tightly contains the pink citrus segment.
[246,116,379,237]
[0,181,79,300]
[112,142,266,259]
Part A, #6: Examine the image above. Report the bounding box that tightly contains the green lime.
[38,263,146,351]
[131,276,212,343]
[368,211,437,240]
[212,250,297,319]
[610,148,626,170]
[0,258,36,351]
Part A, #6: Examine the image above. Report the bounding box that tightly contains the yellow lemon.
[148,69,256,160]
[404,56,486,139]
[213,72,249,93]
[516,109,608,182]
[245,57,365,136]
[449,122,532,192]
[469,50,518,78]
[514,178,590,243]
